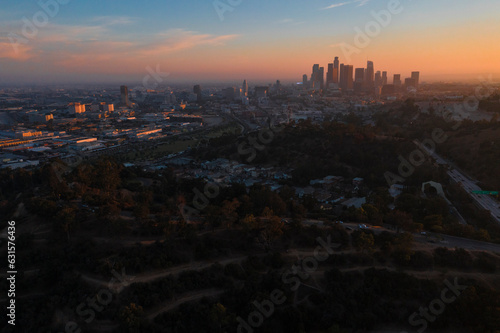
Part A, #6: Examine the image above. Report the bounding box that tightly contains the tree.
[241,214,258,230]
[259,216,283,250]
[55,206,77,241]
[386,210,413,233]
[133,204,150,222]
[354,232,374,253]
[93,157,122,192]
[221,198,240,229]
[119,303,144,331]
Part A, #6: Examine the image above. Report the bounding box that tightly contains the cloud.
[321,0,371,10]
[322,2,352,10]
[277,18,306,26]
[0,38,33,61]
[0,21,240,76]
[356,0,371,7]
[89,16,137,26]
[140,29,239,58]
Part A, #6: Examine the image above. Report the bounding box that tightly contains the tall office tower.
[375,71,382,86]
[120,85,130,106]
[405,78,416,89]
[276,80,282,93]
[340,65,353,92]
[333,57,340,83]
[382,71,388,86]
[365,61,375,90]
[346,65,354,90]
[355,68,365,82]
[411,72,420,89]
[311,64,320,89]
[393,74,402,87]
[242,80,248,96]
[193,85,202,102]
[302,74,308,88]
[339,63,345,88]
[319,67,325,90]
[374,71,382,95]
[354,68,365,93]
[326,63,334,88]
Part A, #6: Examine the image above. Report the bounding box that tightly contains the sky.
[0,0,500,85]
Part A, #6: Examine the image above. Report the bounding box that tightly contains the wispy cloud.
[322,1,352,10]
[90,16,137,26]
[356,0,371,7]
[321,0,371,10]
[0,21,240,77]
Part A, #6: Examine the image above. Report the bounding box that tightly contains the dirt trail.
[79,255,249,292]
[146,288,224,320]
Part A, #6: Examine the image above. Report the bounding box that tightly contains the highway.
[414,141,500,224]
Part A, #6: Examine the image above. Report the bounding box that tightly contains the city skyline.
[1,0,500,84]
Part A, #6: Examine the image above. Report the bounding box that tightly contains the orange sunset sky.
[0,0,499,84]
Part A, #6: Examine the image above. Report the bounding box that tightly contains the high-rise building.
[375,71,382,87]
[319,67,325,90]
[364,61,374,91]
[354,68,365,93]
[120,85,130,106]
[242,80,248,96]
[302,74,308,88]
[340,65,353,92]
[355,68,365,82]
[411,72,420,89]
[393,74,402,87]
[405,78,416,90]
[193,85,202,102]
[382,71,388,86]
[311,64,320,89]
[339,63,344,88]
[326,63,334,88]
[333,57,340,83]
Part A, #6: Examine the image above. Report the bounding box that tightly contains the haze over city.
[1,0,500,85]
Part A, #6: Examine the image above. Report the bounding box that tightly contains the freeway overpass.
[414,140,500,224]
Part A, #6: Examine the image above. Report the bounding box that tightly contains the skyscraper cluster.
[302,57,420,95]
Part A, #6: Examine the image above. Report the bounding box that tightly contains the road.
[342,222,500,254]
[414,141,500,224]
